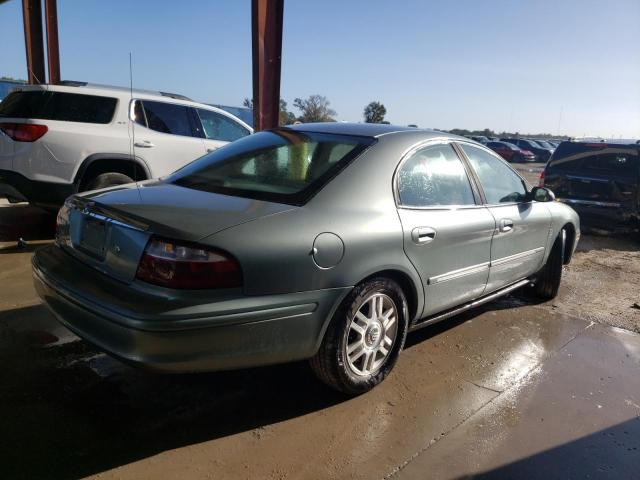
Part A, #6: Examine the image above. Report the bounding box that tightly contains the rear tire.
[534,229,565,300]
[83,172,134,192]
[310,277,408,395]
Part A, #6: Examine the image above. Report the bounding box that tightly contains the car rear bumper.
[0,169,73,208]
[32,245,351,372]
[557,198,639,232]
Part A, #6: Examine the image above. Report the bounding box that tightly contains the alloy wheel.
[345,293,399,376]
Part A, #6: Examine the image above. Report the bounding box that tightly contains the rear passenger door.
[459,143,551,293]
[132,100,206,177]
[196,108,251,153]
[395,142,495,317]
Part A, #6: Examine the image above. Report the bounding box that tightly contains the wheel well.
[562,223,576,264]
[361,269,419,322]
[76,159,148,191]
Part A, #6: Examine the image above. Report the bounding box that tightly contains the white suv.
[0,81,253,209]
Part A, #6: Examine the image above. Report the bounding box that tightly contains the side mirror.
[530,186,555,202]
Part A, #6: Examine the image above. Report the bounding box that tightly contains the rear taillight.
[538,169,545,187]
[0,122,48,142]
[135,237,242,290]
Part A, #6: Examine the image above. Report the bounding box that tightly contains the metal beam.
[251,0,284,131]
[44,0,61,84]
[21,0,46,84]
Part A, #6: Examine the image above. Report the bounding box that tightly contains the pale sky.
[2,0,639,137]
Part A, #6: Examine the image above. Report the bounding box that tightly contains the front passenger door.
[459,143,551,293]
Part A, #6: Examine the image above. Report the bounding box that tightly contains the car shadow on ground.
[0,289,548,480]
[0,202,56,243]
[455,418,640,479]
[1,303,348,479]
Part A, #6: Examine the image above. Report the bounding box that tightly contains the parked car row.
[466,135,560,163]
[486,141,536,163]
[0,82,252,209]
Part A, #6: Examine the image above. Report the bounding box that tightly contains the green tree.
[279,98,296,125]
[293,95,336,123]
[363,101,387,123]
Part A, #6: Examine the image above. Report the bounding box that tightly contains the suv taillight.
[135,237,242,290]
[538,169,545,187]
[0,122,48,142]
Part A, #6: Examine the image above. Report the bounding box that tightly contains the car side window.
[197,109,250,143]
[397,144,476,207]
[461,144,528,204]
[140,100,193,137]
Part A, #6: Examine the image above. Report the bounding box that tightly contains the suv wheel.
[83,172,134,192]
[310,277,408,395]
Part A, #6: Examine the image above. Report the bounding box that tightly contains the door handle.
[134,140,155,148]
[206,148,216,153]
[499,219,514,233]
[412,227,437,244]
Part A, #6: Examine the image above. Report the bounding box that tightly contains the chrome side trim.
[558,198,621,208]
[410,278,530,332]
[490,247,544,267]
[428,262,490,285]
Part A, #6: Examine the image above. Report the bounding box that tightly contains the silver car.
[33,123,579,394]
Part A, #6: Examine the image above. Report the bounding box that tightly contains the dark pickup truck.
[541,140,639,233]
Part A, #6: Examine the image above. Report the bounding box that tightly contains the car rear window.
[0,90,117,124]
[548,143,640,177]
[168,130,375,205]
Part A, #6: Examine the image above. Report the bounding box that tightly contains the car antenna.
[129,52,142,202]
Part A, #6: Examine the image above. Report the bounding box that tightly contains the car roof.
[569,139,639,146]
[284,122,450,139]
[12,82,253,130]
[16,81,188,100]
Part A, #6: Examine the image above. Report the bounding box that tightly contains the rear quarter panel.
[202,133,427,317]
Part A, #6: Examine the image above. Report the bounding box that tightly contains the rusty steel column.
[251,0,284,131]
[44,0,61,84]
[22,0,46,84]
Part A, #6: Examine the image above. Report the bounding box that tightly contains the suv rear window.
[168,130,375,205]
[0,90,117,124]
[548,143,640,177]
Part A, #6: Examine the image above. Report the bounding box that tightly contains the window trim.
[392,138,484,210]
[454,140,532,207]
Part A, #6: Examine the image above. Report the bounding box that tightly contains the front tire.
[83,172,134,192]
[310,277,408,395]
[534,229,565,300]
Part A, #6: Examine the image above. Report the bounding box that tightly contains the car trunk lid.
[60,182,294,284]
